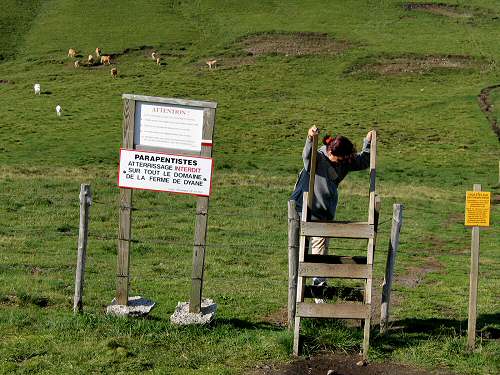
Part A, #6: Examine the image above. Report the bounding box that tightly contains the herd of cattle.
[66,47,161,78]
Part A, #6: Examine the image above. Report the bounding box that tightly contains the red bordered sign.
[118,148,213,197]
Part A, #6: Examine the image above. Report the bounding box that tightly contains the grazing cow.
[56,105,62,116]
[206,59,217,69]
[68,48,77,58]
[100,55,111,65]
[156,57,161,65]
[151,51,157,60]
[111,68,118,78]
[74,60,80,68]
[34,83,41,95]
[88,55,94,63]
[95,47,101,57]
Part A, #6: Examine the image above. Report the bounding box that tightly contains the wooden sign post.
[464,184,491,350]
[116,94,216,314]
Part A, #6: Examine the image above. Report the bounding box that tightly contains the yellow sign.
[465,191,491,227]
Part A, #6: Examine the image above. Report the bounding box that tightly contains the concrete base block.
[106,296,156,317]
[170,298,217,325]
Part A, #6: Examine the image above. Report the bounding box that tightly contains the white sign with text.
[134,102,204,151]
[118,149,213,196]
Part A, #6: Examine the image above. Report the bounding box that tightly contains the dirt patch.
[262,306,288,328]
[347,55,488,76]
[396,257,444,288]
[403,3,498,20]
[477,84,500,141]
[0,79,13,85]
[249,353,453,375]
[442,213,464,229]
[240,32,349,57]
[403,3,473,18]
[493,194,500,205]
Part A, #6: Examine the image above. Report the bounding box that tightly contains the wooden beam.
[288,201,300,330]
[380,204,404,334]
[467,184,481,350]
[304,255,367,264]
[299,263,371,279]
[296,302,370,319]
[73,184,92,314]
[301,221,374,239]
[116,98,135,306]
[189,107,216,313]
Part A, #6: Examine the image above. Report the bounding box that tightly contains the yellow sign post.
[465,191,491,227]
[465,184,491,350]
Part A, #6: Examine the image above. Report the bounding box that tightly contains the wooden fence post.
[467,184,481,350]
[116,97,135,306]
[380,203,403,334]
[288,200,300,330]
[73,184,92,314]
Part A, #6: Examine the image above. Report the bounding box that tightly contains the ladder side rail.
[293,191,311,355]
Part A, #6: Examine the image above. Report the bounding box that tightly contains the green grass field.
[0,1,499,374]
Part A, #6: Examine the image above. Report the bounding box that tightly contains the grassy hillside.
[0,1,499,374]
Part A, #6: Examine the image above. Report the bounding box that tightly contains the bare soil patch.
[0,79,13,84]
[262,306,288,328]
[477,84,500,141]
[404,3,474,18]
[240,32,349,57]
[348,55,487,76]
[249,353,453,375]
[396,257,443,288]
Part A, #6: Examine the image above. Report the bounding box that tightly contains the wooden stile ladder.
[293,131,380,359]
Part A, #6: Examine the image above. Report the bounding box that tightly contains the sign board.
[118,149,213,196]
[465,191,491,227]
[134,101,204,152]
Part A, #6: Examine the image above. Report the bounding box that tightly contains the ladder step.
[299,262,371,279]
[301,221,374,239]
[296,302,370,319]
[304,255,367,264]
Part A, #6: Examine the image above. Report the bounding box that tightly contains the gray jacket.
[291,136,371,220]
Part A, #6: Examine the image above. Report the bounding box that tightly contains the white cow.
[56,105,62,117]
[34,83,41,95]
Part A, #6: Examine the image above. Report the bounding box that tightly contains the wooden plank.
[288,201,300,330]
[293,192,310,356]
[363,131,377,360]
[299,263,371,279]
[380,204,403,334]
[307,134,318,213]
[301,221,374,239]
[296,302,370,319]
[304,254,367,264]
[467,184,481,350]
[116,98,135,306]
[73,184,92,314]
[189,107,216,313]
[122,94,217,109]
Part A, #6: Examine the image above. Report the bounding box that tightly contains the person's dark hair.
[323,134,356,164]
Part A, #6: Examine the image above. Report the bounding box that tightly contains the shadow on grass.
[214,317,284,331]
[372,312,500,353]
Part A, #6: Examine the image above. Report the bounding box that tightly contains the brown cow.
[111,68,118,78]
[206,59,217,69]
[68,48,77,58]
[100,55,111,65]
[95,47,101,57]
[88,55,94,63]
